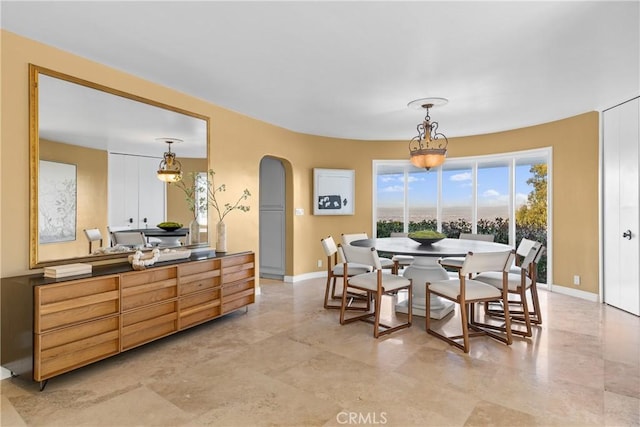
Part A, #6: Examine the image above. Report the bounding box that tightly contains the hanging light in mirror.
[156,138,183,182]
[408,98,449,171]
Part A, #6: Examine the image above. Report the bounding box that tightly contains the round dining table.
[131,227,190,247]
[351,237,512,319]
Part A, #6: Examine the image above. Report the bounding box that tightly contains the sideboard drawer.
[222,279,255,314]
[35,276,119,333]
[121,301,178,350]
[34,315,120,381]
[179,259,221,277]
[121,267,178,311]
[179,289,221,329]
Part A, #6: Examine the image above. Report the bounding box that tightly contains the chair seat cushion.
[392,255,414,264]
[428,278,502,300]
[509,265,523,275]
[474,271,532,291]
[379,257,394,268]
[439,256,464,269]
[348,271,411,292]
[333,263,372,276]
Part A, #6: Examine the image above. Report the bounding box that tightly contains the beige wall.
[1,30,600,296]
[38,139,108,260]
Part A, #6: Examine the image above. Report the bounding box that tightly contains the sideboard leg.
[39,379,48,392]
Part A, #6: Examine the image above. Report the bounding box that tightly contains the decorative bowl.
[157,222,182,232]
[409,236,445,245]
[408,230,446,245]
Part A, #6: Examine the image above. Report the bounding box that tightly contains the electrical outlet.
[317,259,322,268]
[573,275,581,285]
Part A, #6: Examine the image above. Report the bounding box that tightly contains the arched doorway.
[259,156,286,279]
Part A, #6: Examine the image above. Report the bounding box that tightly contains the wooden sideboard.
[1,250,255,389]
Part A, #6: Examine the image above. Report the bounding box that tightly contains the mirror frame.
[29,64,210,268]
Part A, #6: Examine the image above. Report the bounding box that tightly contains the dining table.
[351,237,512,319]
[130,227,190,247]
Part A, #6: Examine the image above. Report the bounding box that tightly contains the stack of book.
[44,263,92,279]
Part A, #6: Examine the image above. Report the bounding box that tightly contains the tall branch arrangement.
[172,170,251,222]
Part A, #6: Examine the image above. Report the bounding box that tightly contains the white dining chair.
[342,232,397,273]
[439,233,496,271]
[83,228,103,253]
[320,236,372,311]
[390,232,414,273]
[425,250,514,353]
[340,244,413,338]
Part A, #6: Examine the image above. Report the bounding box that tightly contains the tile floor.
[1,277,639,426]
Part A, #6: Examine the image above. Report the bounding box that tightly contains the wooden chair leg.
[425,283,431,332]
[519,288,532,337]
[502,290,513,345]
[373,292,382,338]
[460,302,470,353]
[339,281,349,324]
[530,283,542,324]
[323,275,334,308]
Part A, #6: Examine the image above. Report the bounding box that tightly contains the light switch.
[295,208,304,216]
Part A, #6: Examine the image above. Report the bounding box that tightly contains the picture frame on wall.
[313,168,355,215]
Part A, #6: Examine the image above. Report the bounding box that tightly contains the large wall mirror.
[29,64,210,268]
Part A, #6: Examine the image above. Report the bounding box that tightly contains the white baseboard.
[548,283,599,302]
[285,271,326,283]
[1,366,12,380]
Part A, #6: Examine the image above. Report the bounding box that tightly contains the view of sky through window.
[376,157,543,223]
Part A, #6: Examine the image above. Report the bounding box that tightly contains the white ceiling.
[2,1,639,142]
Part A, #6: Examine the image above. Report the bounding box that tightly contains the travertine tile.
[1,277,639,426]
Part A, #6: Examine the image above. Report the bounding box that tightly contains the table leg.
[394,256,455,319]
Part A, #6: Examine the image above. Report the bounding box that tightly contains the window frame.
[372,147,552,285]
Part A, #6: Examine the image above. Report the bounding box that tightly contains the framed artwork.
[313,168,355,215]
[39,160,77,243]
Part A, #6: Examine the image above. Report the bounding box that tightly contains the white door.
[108,153,166,229]
[108,153,138,228]
[137,156,166,228]
[603,97,640,315]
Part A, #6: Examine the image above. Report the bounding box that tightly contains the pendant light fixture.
[408,97,449,171]
[156,138,183,182]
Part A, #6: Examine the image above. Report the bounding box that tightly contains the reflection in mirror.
[30,65,209,268]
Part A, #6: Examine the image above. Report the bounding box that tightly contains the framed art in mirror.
[38,160,77,244]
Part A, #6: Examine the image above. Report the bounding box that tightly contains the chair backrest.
[107,225,132,246]
[83,228,103,253]
[516,238,537,257]
[341,232,369,245]
[341,244,380,270]
[84,228,102,242]
[521,241,543,273]
[390,232,408,237]
[320,236,337,257]
[460,250,513,276]
[459,233,495,242]
[112,231,146,247]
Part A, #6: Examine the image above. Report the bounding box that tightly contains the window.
[374,148,549,282]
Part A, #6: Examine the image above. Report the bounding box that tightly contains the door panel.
[259,157,285,278]
[603,97,640,315]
